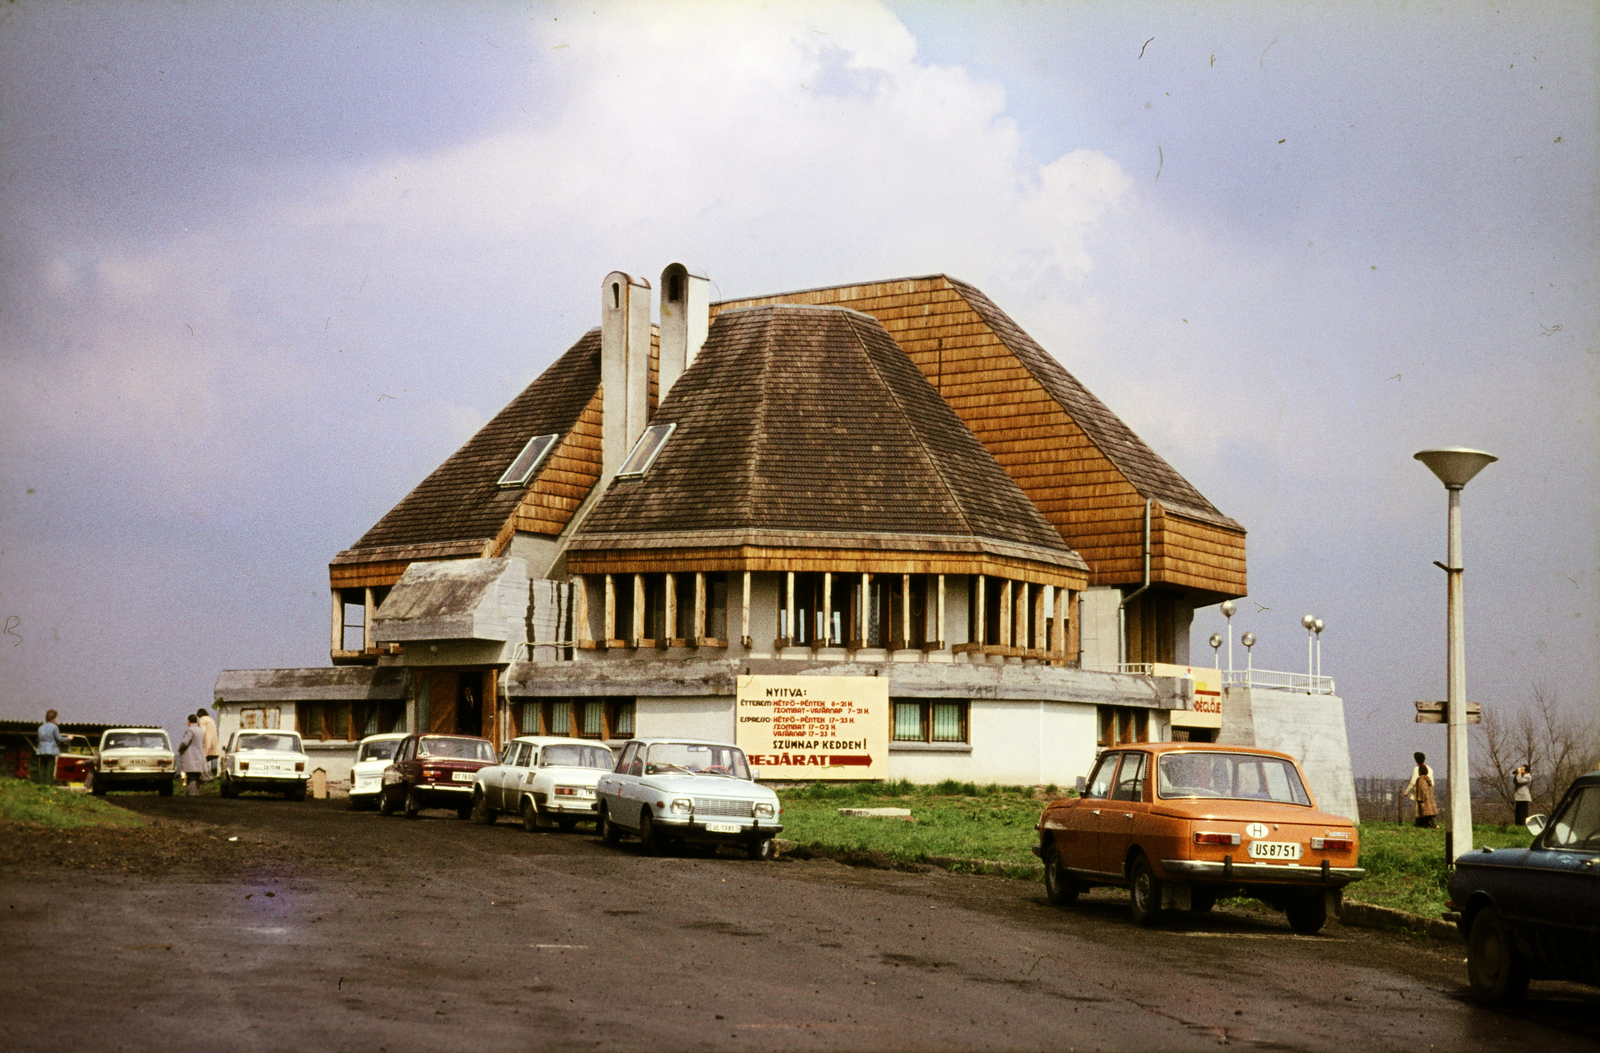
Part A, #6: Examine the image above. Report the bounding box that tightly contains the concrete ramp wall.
[1218,686,1359,823]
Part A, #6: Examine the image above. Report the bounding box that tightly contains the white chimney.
[658,262,710,397]
[600,271,652,481]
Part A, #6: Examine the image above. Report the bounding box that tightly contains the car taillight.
[239,761,250,771]
[555,786,578,796]
[1194,831,1242,845]
[102,759,118,769]
[1311,835,1354,850]
[295,762,305,772]
[423,768,441,781]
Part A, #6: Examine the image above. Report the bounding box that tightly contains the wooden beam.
[823,571,833,646]
[693,571,706,647]
[576,575,591,648]
[632,573,644,649]
[665,573,677,649]
[975,575,986,646]
[740,570,752,648]
[330,589,342,655]
[604,574,616,646]
[999,579,1013,648]
[363,587,376,653]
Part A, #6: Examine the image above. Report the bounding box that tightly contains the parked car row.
[360,732,784,861]
[79,727,314,799]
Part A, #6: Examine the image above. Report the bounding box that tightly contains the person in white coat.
[177,714,209,796]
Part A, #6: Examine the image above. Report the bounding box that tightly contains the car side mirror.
[1075,776,1087,794]
[1525,813,1547,837]
[750,768,761,781]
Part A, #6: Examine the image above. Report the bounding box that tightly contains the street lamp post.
[1414,446,1497,860]
[1302,614,1317,688]
[1222,600,1236,674]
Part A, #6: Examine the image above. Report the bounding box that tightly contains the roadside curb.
[1339,900,1462,943]
[776,841,1462,944]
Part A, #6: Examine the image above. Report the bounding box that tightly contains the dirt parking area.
[2,794,1595,1052]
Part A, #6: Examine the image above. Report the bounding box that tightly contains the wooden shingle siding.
[715,275,1246,598]
[512,389,603,536]
[330,560,412,590]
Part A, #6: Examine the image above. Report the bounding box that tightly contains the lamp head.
[1220,600,1236,617]
[1414,447,1497,490]
[1241,632,1256,649]
[1209,633,1223,650]
[1302,614,1316,630]
[1313,618,1324,634]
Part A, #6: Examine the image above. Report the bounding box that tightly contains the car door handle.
[1123,813,1133,820]
[1090,809,1100,816]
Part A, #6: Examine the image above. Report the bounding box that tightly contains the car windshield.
[644,742,750,780]
[1157,752,1312,806]
[418,737,494,761]
[237,733,303,752]
[540,744,614,769]
[104,732,169,751]
[358,740,399,763]
[1546,785,1600,850]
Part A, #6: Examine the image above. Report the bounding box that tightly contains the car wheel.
[378,791,395,816]
[1285,893,1327,935]
[522,798,540,833]
[158,779,174,797]
[403,788,422,819]
[88,772,106,797]
[471,793,495,824]
[218,774,233,799]
[746,837,775,861]
[638,811,663,855]
[1467,906,1529,1005]
[1189,888,1217,913]
[1042,842,1080,906]
[290,784,307,802]
[1128,854,1164,927]
[599,805,622,846]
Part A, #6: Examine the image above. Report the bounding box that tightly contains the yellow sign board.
[1152,663,1224,729]
[736,675,889,779]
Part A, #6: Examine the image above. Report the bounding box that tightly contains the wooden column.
[575,575,592,648]
[632,573,645,647]
[783,570,795,647]
[693,572,706,646]
[664,573,677,649]
[1068,591,1082,665]
[363,587,376,653]
[822,572,833,646]
[936,574,946,650]
[330,589,343,654]
[740,571,752,648]
[901,574,912,650]
[861,572,871,648]
[999,579,1013,647]
[604,574,616,646]
[1032,584,1045,653]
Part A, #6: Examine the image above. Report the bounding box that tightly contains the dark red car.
[378,733,496,820]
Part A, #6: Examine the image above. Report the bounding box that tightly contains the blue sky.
[1,1,1595,776]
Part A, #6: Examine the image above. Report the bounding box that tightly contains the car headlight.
[669,798,694,815]
[754,802,776,819]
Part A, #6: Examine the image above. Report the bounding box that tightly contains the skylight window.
[617,423,675,479]
[497,433,559,487]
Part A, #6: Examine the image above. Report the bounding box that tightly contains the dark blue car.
[1446,770,1600,1005]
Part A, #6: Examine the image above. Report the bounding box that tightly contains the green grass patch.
[1352,822,1532,917]
[778,782,1059,868]
[0,779,146,829]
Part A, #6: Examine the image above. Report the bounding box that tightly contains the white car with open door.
[470,736,615,830]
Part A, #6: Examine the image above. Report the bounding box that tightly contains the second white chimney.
[658,262,709,397]
[600,270,652,481]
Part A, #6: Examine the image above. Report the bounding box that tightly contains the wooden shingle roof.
[945,278,1239,531]
[334,329,603,564]
[571,305,1085,571]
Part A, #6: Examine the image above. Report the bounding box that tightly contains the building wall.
[636,696,734,741]
[1078,587,1120,671]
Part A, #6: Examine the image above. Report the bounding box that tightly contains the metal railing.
[1221,668,1336,695]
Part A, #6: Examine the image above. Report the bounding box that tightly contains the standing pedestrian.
[177,714,209,796]
[1404,751,1439,828]
[1512,764,1533,826]
[197,708,220,778]
[35,709,70,787]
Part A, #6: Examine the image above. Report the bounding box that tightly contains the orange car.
[1034,742,1364,933]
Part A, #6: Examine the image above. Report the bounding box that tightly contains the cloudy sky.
[1,1,1594,777]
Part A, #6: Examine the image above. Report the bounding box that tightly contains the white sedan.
[348,732,408,810]
[596,738,782,859]
[88,728,176,796]
[470,736,615,831]
[220,730,312,800]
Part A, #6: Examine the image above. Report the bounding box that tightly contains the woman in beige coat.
[1404,751,1439,828]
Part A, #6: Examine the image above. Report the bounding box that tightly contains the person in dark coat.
[177,714,209,796]
[1512,764,1533,826]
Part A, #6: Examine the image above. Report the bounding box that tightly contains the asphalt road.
[3,794,1596,1052]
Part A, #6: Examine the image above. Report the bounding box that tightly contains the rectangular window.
[578,700,603,739]
[544,699,570,736]
[497,433,559,487]
[607,698,635,738]
[891,699,968,743]
[617,422,675,478]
